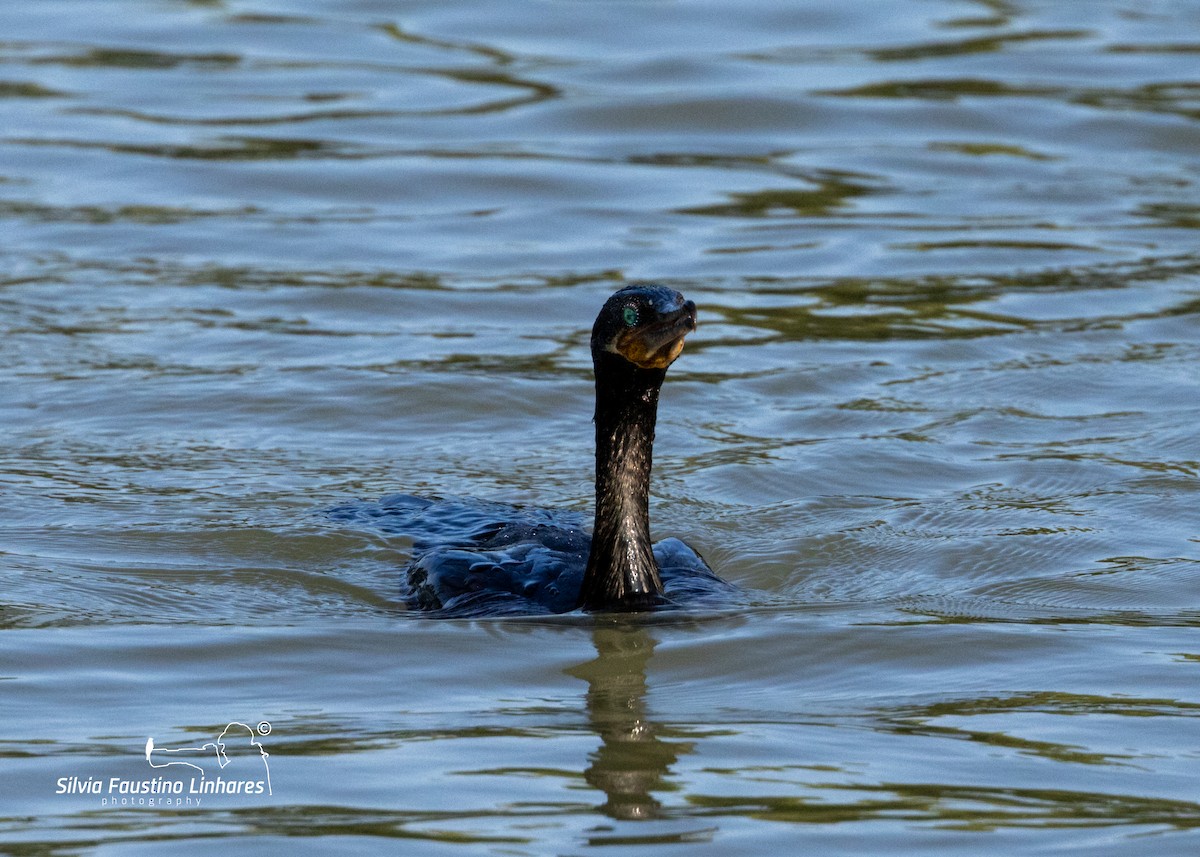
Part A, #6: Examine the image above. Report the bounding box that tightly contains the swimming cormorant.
[332,285,732,616]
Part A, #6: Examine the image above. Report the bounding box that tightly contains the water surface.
[2,0,1199,853]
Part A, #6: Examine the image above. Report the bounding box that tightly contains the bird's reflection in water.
[565,623,691,821]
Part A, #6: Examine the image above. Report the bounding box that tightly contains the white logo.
[146,721,273,796]
[56,721,273,807]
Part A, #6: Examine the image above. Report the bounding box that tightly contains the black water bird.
[333,285,732,616]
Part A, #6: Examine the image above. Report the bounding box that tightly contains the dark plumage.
[330,285,734,617]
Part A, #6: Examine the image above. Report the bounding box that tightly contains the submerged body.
[332,285,733,617]
[333,494,732,617]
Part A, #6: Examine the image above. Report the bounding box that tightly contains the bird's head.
[591,284,697,371]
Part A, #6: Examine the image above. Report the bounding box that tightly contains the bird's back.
[328,494,731,617]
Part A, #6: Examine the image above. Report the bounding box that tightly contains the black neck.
[578,352,666,611]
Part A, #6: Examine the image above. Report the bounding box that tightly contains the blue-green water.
[2,1,1199,853]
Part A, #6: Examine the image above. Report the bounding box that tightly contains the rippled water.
[3,0,1199,853]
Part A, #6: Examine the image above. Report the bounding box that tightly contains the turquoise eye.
[622,306,638,327]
